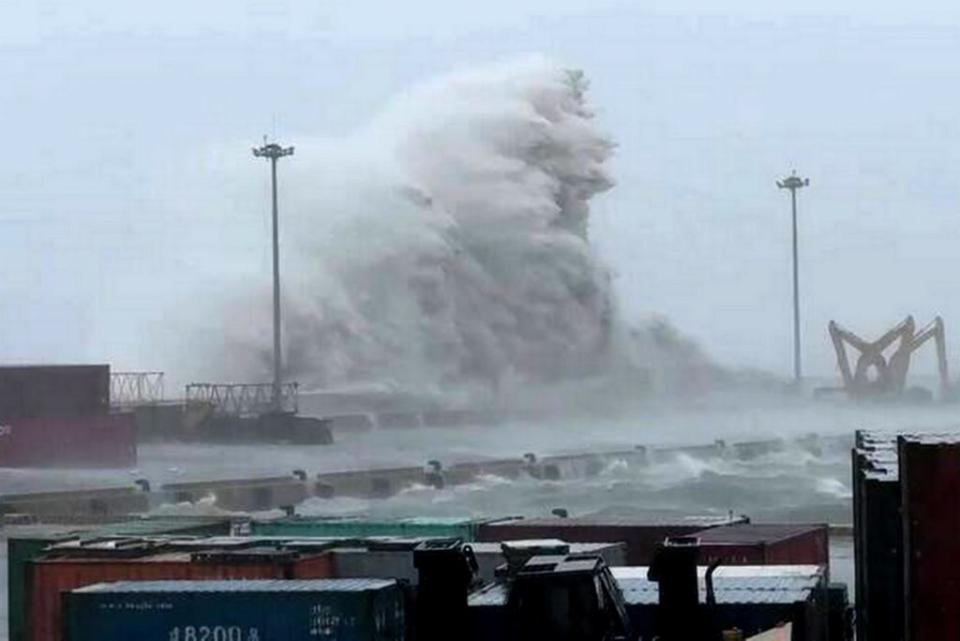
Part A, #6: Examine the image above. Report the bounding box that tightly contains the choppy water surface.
[4,396,959,524]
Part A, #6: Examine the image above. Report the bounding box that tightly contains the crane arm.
[830,317,916,396]
[907,317,948,396]
[828,321,857,389]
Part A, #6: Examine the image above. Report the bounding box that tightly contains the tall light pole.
[253,139,294,411]
[777,171,809,384]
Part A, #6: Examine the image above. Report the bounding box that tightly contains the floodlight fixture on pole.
[253,139,295,411]
[777,170,810,384]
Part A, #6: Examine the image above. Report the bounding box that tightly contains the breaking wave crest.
[286,436,852,522]
[203,56,720,405]
[286,58,615,393]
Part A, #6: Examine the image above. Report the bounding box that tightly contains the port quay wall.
[0,434,846,520]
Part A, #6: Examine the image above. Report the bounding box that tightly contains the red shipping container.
[290,552,335,578]
[0,413,136,468]
[477,516,744,565]
[899,435,960,641]
[690,523,829,569]
[0,365,109,419]
[28,550,333,641]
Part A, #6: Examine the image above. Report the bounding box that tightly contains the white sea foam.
[204,57,713,406]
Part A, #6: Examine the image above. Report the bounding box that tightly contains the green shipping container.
[103,517,233,539]
[250,516,486,541]
[5,517,232,641]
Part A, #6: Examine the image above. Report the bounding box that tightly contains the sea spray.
[211,57,715,405]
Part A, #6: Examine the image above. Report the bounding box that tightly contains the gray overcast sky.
[3,0,960,379]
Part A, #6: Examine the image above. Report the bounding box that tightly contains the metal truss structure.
[185,382,299,417]
[110,371,165,407]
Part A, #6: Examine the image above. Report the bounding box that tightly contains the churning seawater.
[4,395,959,525]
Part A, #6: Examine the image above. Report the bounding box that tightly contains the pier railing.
[185,382,298,417]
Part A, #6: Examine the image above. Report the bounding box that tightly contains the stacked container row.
[476,515,746,565]
[851,430,960,641]
[6,517,233,641]
[29,548,334,641]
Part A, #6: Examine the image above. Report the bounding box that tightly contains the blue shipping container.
[64,579,404,641]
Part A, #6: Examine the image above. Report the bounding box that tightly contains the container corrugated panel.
[0,365,109,419]
[28,549,334,641]
[7,530,84,641]
[477,516,744,565]
[290,553,336,579]
[852,430,902,641]
[467,565,825,641]
[63,579,404,641]
[6,520,229,641]
[250,516,486,541]
[620,565,826,641]
[690,524,829,569]
[0,413,136,468]
[852,446,866,641]
[899,434,960,641]
[614,566,824,604]
[106,518,233,539]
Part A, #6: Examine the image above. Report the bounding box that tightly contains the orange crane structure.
[828,316,950,400]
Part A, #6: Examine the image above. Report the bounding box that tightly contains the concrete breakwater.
[0,433,846,519]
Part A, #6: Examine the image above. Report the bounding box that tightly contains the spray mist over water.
[208,57,713,407]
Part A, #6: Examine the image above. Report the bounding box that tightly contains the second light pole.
[253,139,295,411]
[777,171,809,383]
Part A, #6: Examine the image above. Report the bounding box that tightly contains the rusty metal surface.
[899,435,960,641]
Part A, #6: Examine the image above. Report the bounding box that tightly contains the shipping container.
[851,446,864,641]
[331,540,626,583]
[615,566,827,641]
[63,579,404,641]
[0,365,109,419]
[5,519,233,641]
[690,524,828,570]
[251,516,491,541]
[899,434,960,641]
[860,471,901,641]
[6,527,85,641]
[467,565,827,641]
[108,518,234,539]
[477,515,745,565]
[28,547,333,641]
[852,431,901,641]
[0,413,136,468]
